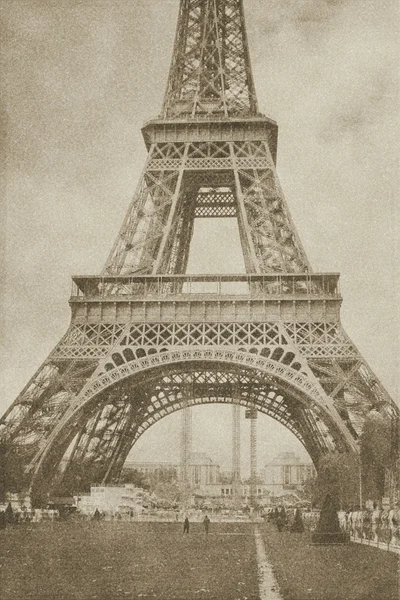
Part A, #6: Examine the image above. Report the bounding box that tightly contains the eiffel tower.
[1,0,398,506]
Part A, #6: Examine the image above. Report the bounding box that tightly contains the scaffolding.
[180,387,192,509]
[232,403,241,507]
[245,407,258,507]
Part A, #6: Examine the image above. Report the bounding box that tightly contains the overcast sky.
[1,0,398,471]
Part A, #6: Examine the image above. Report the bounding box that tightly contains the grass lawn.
[1,521,398,600]
[0,521,259,600]
[259,523,398,600]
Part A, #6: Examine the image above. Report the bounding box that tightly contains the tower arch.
[29,349,358,503]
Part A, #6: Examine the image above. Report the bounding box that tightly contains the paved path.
[254,527,282,600]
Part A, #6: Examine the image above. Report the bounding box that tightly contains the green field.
[0,521,397,600]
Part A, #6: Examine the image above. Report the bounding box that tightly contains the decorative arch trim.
[79,347,325,409]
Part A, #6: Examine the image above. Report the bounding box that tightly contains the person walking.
[183,516,190,534]
[276,506,286,532]
[203,514,210,535]
[92,508,101,521]
[290,508,304,533]
[5,502,14,525]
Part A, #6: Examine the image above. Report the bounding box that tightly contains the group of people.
[0,503,52,528]
[182,507,306,535]
[0,503,14,529]
[3,498,398,548]
[183,514,210,535]
[268,506,305,533]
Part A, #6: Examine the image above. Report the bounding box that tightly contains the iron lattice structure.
[0,0,398,505]
[232,403,241,505]
[180,388,192,507]
[245,407,257,506]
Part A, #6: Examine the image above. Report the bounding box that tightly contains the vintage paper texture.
[1,1,398,599]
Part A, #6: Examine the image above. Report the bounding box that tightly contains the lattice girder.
[103,167,181,275]
[2,300,393,501]
[0,358,98,464]
[103,138,310,276]
[163,0,257,118]
[307,357,393,436]
[32,360,349,499]
[3,269,393,496]
[194,187,237,217]
[25,336,364,503]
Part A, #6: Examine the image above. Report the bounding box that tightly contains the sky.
[1,0,398,471]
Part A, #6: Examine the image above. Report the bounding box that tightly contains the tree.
[147,467,178,486]
[314,452,360,510]
[151,481,182,505]
[291,508,305,533]
[119,468,150,489]
[55,461,108,497]
[0,443,29,502]
[302,474,319,507]
[360,411,391,502]
[312,493,349,544]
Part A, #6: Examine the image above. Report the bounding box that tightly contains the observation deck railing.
[70,273,340,302]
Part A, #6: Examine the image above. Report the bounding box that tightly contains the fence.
[302,509,400,553]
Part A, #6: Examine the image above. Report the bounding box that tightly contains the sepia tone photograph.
[1,1,399,599]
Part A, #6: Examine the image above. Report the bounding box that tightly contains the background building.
[263,452,316,496]
[124,461,178,481]
[187,452,220,488]
[125,452,220,490]
[76,484,149,516]
[125,452,315,507]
